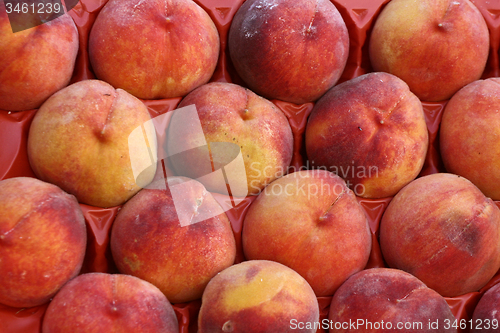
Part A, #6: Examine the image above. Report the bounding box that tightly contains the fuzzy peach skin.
[110,177,236,304]
[0,3,78,111]
[42,273,179,333]
[379,173,500,297]
[0,177,86,308]
[369,0,489,102]
[305,72,428,199]
[198,260,319,333]
[328,268,457,333]
[440,78,500,201]
[27,79,157,208]
[242,169,371,297]
[228,0,349,104]
[167,82,293,196]
[471,283,500,333]
[88,0,219,100]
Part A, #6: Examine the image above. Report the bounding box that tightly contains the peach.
[42,273,179,333]
[369,0,489,102]
[198,260,319,333]
[110,177,236,304]
[0,3,79,111]
[228,0,349,104]
[242,169,371,296]
[27,79,157,208]
[328,268,457,333]
[471,283,500,333]
[440,78,500,200]
[88,0,219,100]
[305,72,428,199]
[167,82,293,196]
[0,177,86,308]
[379,173,500,297]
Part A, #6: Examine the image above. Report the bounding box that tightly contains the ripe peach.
[369,0,489,102]
[305,72,428,199]
[110,177,236,304]
[379,173,500,297]
[27,79,156,208]
[228,0,349,104]
[328,268,457,333]
[440,78,500,200]
[0,177,86,308]
[42,273,179,333]
[0,3,78,111]
[167,82,293,196]
[242,169,371,296]
[471,283,500,333]
[89,0,219,100]
[198,260,319,333]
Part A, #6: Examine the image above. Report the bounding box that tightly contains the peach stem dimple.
[319,189,346,221]
[395,286,423,303]
[222,320,234,332]
[305,0,319,34]
[99,90,117,138]
[110,274,119,314]
[133,0,146,10]
[241,108,252,121]
[376,94,405,125]
[241,90,251,120]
